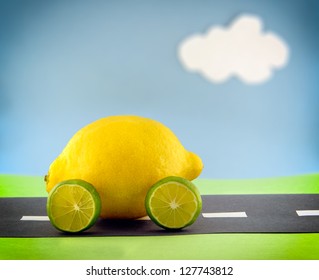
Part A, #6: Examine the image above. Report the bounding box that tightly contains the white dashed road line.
[20,216,152,221]
[296,210,319,217]
[21,216,50,221]
[21,213,249,221]
[20,210,319,222]
[202,212,247,218]
[135,216,151,220]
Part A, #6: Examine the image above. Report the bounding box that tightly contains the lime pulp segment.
[47,182,101,232]
[147,181,201,229]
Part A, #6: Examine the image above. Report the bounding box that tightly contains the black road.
[0,194,319,237]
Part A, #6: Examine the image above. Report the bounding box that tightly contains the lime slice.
[47,179,101,233]
[145,176,202,230]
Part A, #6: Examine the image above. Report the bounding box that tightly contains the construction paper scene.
[0,0,318,179]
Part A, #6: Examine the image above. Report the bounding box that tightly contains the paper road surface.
[0,195,319,237]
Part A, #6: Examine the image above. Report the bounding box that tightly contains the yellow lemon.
[45,115,203,219]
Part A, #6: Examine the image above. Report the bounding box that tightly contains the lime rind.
[47,179,101,233]
[145,176,202,230]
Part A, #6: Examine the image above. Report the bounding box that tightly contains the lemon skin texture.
[45,115,203,219]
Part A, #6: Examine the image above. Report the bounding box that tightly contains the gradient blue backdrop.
[1,0,318,178]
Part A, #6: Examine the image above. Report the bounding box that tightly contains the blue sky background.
[0,0,318,178]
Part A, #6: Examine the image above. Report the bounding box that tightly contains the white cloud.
[178,14,290,85]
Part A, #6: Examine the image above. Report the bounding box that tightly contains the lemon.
[47,179,101,233]
[145,176,202,230]
[45,115,203,219]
